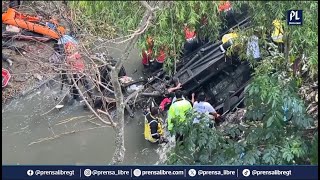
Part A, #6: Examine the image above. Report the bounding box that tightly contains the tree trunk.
[110,69,126,165]
[109,1,158,164]
[284,33,290,68]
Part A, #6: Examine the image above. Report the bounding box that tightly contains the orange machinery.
[2,8,66,39]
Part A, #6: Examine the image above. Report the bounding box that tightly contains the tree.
[167,1,318,165]
[107,1,159,165]
[69,1,318,165]
[67,1,160,164]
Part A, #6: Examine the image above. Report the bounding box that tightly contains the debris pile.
[299,81,318,124]
[1,1,69,103]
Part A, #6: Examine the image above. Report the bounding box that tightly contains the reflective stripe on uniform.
[144,115,163,143]
[148,119,157,125]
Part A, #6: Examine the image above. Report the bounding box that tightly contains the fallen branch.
[71,75,114,127]
[124,88,143,105]
[97,109,114,123]
[54,115,93,126]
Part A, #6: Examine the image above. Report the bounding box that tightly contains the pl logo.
[287,10,303,25]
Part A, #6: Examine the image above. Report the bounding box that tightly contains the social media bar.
[2,165,318,180]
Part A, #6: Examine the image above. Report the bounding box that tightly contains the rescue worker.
[167,90,192,143]
[218,1,237,31]
[183,23,199,56]
[271,19,284,53]
[191,92,220,128]
[141,36,154,68]
[167,77,182,94]
[150,45,167,71]
[144,106,168,144]
[219,29,238,54]
[158,77,182,113]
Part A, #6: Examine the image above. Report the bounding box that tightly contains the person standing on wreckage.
[183,23,200,56]
[219,28,238,54]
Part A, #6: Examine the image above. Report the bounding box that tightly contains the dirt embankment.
[2,1,70,104]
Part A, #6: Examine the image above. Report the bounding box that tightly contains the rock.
[55,105,64,109]
[34,73,43,81]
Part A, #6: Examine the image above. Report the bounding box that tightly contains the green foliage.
[69,1,224,75]
[137,1,224,74]
[167,107,313,165]
[310,132,318,165]
[69,1,145,38]
[232,1,318,78]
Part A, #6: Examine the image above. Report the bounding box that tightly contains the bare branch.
[70,75,114,127]
[124,88,143,105]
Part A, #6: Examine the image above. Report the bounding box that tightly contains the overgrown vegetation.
[69,1,318,165]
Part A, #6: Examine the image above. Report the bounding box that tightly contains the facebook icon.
[287,10,303,25]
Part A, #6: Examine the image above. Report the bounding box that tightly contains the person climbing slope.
[271,19,284,53]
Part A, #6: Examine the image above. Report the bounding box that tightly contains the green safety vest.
[167,99,192,131]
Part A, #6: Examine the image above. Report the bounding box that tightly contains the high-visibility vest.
[167,99,192,131]
[271,19,284,43]
[144,114,164,143]
[222,32,238,44]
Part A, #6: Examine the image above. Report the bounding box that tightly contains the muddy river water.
[2,43,167,165]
